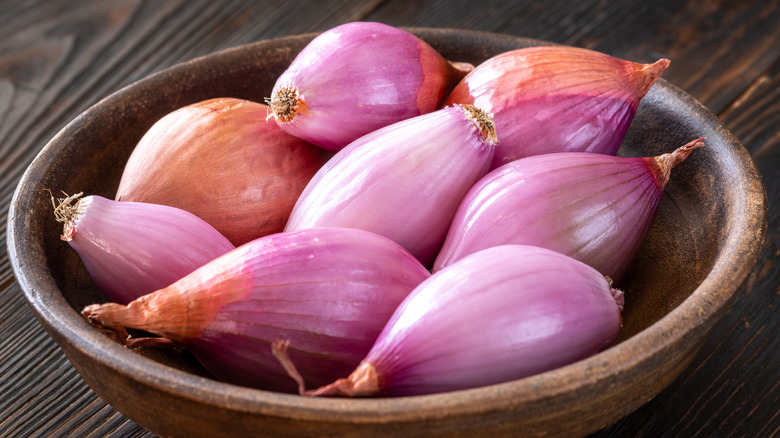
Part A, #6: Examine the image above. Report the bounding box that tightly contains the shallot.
[284,104,497,266]
[434,138,705,280]
[51,192,234,305]
[115,97,326,247]
[82,227,431,393]
[267,21,471,151]
[274,244,624,397]
[445,46,670,169]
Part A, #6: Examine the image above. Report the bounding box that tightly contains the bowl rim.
[7,27,768,423]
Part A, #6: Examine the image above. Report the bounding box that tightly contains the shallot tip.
[448,60,475,78]
[82,304,131,344]
[82,302,124,327]
[654,137,705,183]
[637,58,671,94]
[304,363,380,398]
[670,137,706,164]
[82,302,145,337]
[82,303,179,349]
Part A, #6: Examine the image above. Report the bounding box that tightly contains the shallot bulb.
[267,21,472,151]
[284,104,497,267]
[275,244,624,397]
[82,227,431,393]
[434,138,705,280]
[115,98,326,247]
[51,192,234,305]
[444,46,670,169]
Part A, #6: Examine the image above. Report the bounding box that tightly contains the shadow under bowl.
[6,28,768,437]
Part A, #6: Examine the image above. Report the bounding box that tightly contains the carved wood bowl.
[6,29,767,437]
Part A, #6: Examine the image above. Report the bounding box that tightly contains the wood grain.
[0,1,777,437]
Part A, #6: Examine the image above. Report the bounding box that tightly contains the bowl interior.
[7,28,767,436]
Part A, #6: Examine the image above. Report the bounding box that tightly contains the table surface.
[1,1,778,437]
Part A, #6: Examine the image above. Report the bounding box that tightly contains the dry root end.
[611,288,625,312]
[47,189,83,223]
[46,190,84,241]
[458,104,498,146]
[604,276,625,325]
[265,86,307,123]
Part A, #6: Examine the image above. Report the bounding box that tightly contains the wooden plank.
[0,1,777,437]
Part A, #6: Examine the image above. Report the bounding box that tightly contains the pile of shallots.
[54,22,704,397]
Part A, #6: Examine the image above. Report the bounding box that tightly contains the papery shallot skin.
[433,139,704,280]
[115,98,326,247]
[305,245,623,397]
[82,227,431,393]
[284,104,497,267]
[267,21,470,151]
[55,194,234,305]
[444,46,670,170]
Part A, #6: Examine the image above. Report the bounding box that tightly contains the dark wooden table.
[1,1,778,437]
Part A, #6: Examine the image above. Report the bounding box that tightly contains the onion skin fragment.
[433,138,705,280]
[267,21,471,151]
[445,46,670,170]
[82,227,431,393]
[51,193,234,305]
[115,97,326,247]
[284,104,497,267]
[285,245,623,397]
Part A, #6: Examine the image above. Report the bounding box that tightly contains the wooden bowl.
[6,28,767,437]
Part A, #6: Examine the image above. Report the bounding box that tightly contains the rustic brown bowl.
[7,28,767,437]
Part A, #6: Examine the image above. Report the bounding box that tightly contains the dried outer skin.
[84,227,431,393]
[363,244,623,396]
[268,21,468,151]
[284,104,496,267]
[445,46,669,170]
[66,195,235,305]
[116,98,326,247]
